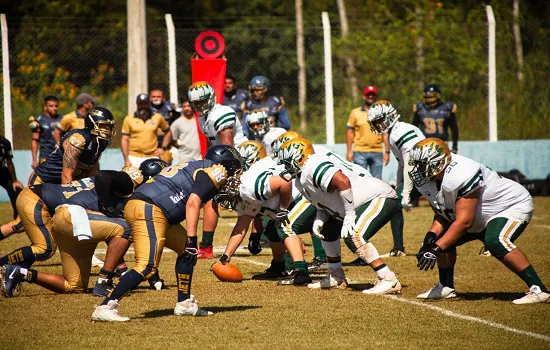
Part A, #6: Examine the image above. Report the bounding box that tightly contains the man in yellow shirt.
[121,93,172,168]
[346,86,389,179]
[53,93,97,143]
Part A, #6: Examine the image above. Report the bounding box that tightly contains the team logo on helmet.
[246,111,271,138]
[408,138,452,187]
[188,81,216,118]
[271,131,302,157]
[367,100,400,135]
[277,137,315,181]
[236,141,267,171]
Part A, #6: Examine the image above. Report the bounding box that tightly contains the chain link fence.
[1,13,548,150]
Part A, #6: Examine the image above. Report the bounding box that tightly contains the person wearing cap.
[121,93,172,168]
[346,85,390,179]
[412,83,459,153]
[53,93,97,143]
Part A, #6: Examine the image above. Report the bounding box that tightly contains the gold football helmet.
[408,138,452,187]
[213,173,241,211]
[277,137,315,181]
[271,131,302,157]
[236,140,267,171]
[367,100,400,135]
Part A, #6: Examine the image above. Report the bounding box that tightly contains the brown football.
[211,261,243,283]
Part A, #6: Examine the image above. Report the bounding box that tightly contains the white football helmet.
[408,138,452,187]
[246,111,271,139]
[188,81,216,118]
[367,100,400,135]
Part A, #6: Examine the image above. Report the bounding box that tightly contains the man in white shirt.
[170,98,202,164]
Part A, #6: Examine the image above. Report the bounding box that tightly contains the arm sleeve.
[276,107,291,130]
[121,117,131,136]
[191,170,218,204]
[449,106,459,150]
[401,152,415,200]
[94,170,135,204]
[412,105,420,127]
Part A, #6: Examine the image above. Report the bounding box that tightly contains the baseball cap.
[136,93,150,104]
[76,93,98,106]
[363,86,378,96]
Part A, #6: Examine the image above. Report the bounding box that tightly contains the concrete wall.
[2,140,549,201]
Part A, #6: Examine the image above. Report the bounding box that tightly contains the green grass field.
[0,199,549,349]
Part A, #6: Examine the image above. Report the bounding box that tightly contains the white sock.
[19,267,28,279]
[97,277,109,284]
[375,265,390,278]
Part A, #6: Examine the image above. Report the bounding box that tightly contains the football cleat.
[362,271,402,295]
[91,300,130,322]
[308,257,328,272]
[277,270,312,286]
[251,263,290,280]
[92,279,115,297]
[348,257,369,266]
[91,254,104,269]
[512,285,550,305]
[380,249,407,258]
[197,245,214,259]
[307,268,348,289]
[478,246,492,257]
[1,264,24,297]
[417,282,457,300]
[174,295,213,316]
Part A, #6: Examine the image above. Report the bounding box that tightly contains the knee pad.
[356,242,380,264]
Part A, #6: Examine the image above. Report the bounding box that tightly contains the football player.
[91,145,243,321]
[277,138,402,294]
[367,100,425,257]
[217,141,315,286]
[241,76,291,138]
[0,107,115,270]
[29,95,63,169]
[0,160,166,297]
[245,111,286,156]
[188,82,248,259]
[410,138,548,304]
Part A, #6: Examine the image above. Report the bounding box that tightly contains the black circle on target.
[195,31,225,58]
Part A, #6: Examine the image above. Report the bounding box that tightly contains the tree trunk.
[336,0,359,103]
[415,7,425,91]
[296,0,307,130]
[513,0,524,86]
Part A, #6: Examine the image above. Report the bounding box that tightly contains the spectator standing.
[412,84,459,153]
[170,97,202,164]
[346,86,389,179]
[121,93,172,168]
[150,89,179,165]
[223,74,248,116]
[53,93,97,143]
[29,96,63,168]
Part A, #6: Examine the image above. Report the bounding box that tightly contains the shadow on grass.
[459,292,525,301]
[141,305,261,318]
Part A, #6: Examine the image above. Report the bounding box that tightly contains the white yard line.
[534,224,550,229]
[384,295,550,342]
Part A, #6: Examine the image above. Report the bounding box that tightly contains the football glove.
[312,219,325,240]
[401,196,412,212]
[340,215,358,239]
[182,237,198,266]
[247,235,263,255]
[274,207,290,228]
[416,242,442,271]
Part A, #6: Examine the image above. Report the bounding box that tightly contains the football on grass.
[211,262,243,282]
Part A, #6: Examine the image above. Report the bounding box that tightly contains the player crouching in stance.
[277,138,402,294]
[216,141,313,286]
[410,138,549,304]
[91,145,243,321]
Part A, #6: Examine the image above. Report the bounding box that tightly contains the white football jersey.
[237,157,302,218]
[416,154,533,233]
[262,127,286,157]
[203,104,248,146]
[298,151,396,220]
[389,121,425,165]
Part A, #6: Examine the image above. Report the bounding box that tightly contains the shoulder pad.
[442,156,482,194]
[66,132,88,150]
[198,164,228,189]
[267,96,282,106]
[121,166,145,189]
[28,116,40,131]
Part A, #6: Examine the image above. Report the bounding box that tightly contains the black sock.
[176,254,194,302]
[373,263,387,272]
[390,210,404,251]
[293,261,307,272]
[0,246,36,266]
[102,269,143,305]
[200,231,214,248]
[438,267,455,289]
[99,269,115,280]
[27,269,38,283]
[518,265,547,292]
[149,270,161,284]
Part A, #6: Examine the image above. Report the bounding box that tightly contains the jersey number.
[423,118,445,135]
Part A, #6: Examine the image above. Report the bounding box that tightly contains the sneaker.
[251,263,290,280]
[307,268,348,289]
[197,246,214,259]
[362,271,402,295]
[174,295,213,316]
[92,279,115,297]
[417,282,457,299]
[0,264,24,297]
[308,257,328,272]
[478,246,492,257]
[347,257,368,266]
[381,248,407,258]
[277,270,313,286]
[512,285,550,305]
[92,255,104,269]
[91,300,130,322]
